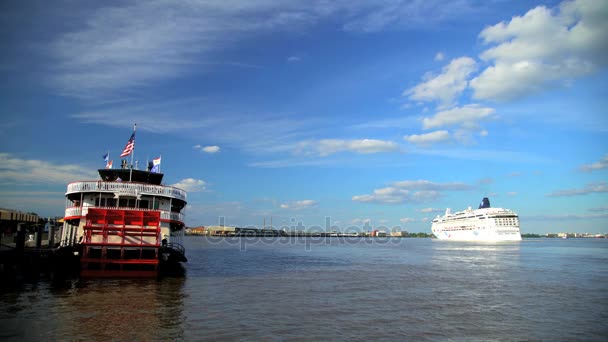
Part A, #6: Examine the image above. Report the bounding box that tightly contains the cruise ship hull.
[432,227,522,241]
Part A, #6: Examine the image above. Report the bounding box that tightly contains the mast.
[129,123,136,182]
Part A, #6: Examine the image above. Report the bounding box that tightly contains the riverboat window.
[119,198,135,208]
[139,200,149,209]
[171,202,184,212]
[94,198,112,207]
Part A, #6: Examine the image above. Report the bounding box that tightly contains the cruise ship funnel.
[478,197,491,209]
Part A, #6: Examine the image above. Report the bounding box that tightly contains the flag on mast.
[102,152,113,169]
[151,156,161,173]
[120,131,135,157]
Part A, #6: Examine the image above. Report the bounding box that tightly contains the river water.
[1,237,607,341]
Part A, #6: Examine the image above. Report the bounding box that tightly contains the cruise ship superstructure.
[431,198,521,241]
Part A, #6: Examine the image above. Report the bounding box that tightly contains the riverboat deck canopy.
[98,169,164,185]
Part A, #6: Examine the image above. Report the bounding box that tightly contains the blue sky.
[1,0,607,234]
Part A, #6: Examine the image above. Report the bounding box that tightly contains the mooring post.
[35,224,43,249]
[48,219,55,248]
[15,223,26,253]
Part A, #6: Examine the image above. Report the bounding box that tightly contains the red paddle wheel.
[80,208,162,277]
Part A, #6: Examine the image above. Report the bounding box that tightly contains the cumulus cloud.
[580,154,608,172]
[547,181,607,197]
[352,187,436,204]
[404,130,450,146]
[202,146,220,154]
[280,199,317,210]
[0,153,98,185]
[405,57,477,108]
[422,104,495,130]
[434,52,445,61]
[194,145,220,154]
[353,179,472,204]
[470,0,608,101]
[287,56,301,63]
[171,178,206,192]
[296,139,399,156]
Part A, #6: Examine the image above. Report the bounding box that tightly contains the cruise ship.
[58,128,188,277]
[431,198,521,241]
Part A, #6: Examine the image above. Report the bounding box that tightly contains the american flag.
[120,132,135,157]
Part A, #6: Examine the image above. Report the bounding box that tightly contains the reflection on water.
[1,277,186,341]
[1,238,607,340]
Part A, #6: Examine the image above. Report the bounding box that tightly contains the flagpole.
[129,123,136,182]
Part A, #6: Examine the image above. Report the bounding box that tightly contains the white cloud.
[297,139,399,157]
[0,153,98,185]
[416,207,442,213]
[507,191,518,196]
[400,217,416,224]
[340,1,481,32]
[422,104,495,130]
[287,56,301,63]
[48,2,322,98]
[470,0,608,101]
[280,199,317,210]
[405,57,477,108]
[171,178,206,192]
[580,154,608,172]
[202,145,220,154]
[434,52,445,61]
[353,179,472,204]
[547,181,607,197]
[352,187,428,204]
[43,1,488,99]
[73,97,319,158]
[193,145,220,153]
[404,130,450,146]
[392,179,472,191]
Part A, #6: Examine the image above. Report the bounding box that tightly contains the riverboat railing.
[64,206,185,223]
[66,181,186,202]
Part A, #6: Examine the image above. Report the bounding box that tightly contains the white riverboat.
[431,198,522,241]
[58,127,187,277]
